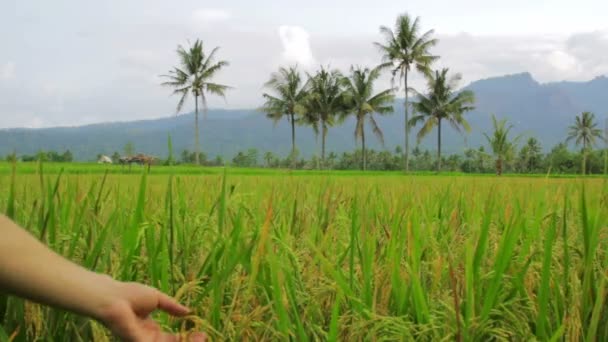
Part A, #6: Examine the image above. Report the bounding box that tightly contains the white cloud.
[26,117,44,129]
[192,9,231,23]
[0,62,15,80]
[546,50,578,72]
[278,26,315,67]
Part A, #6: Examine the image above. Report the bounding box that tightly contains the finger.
[188,332,207,342]
[152,332,178,342]
[112,313,148,342]
[141,318,162,332]
[156,291,190,316]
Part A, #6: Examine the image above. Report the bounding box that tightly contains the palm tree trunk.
[404,69,410,173]
[582,141,587,175]
[290,112,296,169]
[437,119,442,172]
[362,123,366,171]
[194,95,200,165]
[321,123,327,170]
[496,158,503,176]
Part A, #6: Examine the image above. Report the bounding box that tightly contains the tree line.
[5,150,74,163]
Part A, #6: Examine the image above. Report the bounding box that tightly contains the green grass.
[1,162,607,341]
[0,161,603,178]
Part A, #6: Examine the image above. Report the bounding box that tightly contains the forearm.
[0,215,115,320]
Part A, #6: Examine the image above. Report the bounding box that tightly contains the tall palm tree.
[341,65,395,170]
[305,67,345,167]
[566,111,603,175]
[375,13,438,172]
[409,69,475,172]
[261,66,309,168]
[484,115,520,176]
[161,39,230,165]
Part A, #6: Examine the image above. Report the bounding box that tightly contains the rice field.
[1,162,607,341]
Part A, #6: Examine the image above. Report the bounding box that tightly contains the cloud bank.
[1,3,608,129]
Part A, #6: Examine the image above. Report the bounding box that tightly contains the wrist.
[85,273,126,323]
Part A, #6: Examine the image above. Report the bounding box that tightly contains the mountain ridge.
[1,72,607,160]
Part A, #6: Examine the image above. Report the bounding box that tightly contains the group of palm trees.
[261,65,396,170]
[161,13,477,172]
[261,14,478,171]
[160,13,605,175]
[482,111,605,176]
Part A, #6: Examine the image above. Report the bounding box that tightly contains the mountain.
[0,72,607,161]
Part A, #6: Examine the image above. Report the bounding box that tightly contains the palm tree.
[305,67,345,167]
[376,13,438,172]
[161,39,230,165]
[566,111,604,175]
[261,66,309,168]
[484,115,520,176]
[341,65,395,170]
[409,69,475,172]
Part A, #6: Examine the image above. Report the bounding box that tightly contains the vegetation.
[566,111,604,175]
[375,13,438,172]
[484,115,520,176]
[261,66,309,169]
[341,65,395,170]
[2,164,608,340]
[304,67,345,167]
[162,39,231,165]
[15,150,74,163]
[410,69,475,172]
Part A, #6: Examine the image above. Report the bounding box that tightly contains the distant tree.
[305,67,345,168]
[232,151,247,167]
[62,150,73,163]
[36,150,48,162]
[566,111,604,174]
[111,152,121,164]
[5,151,17,163]
[409,69,475,172]
[263,151,275,168]
[444,154,462,172]
[124,142,135,157]
[192,152,207,165]
[412,146,421,158]
[246,148,259,167]
[376,13,438,172]
[47,150,61,162]
[166,134,174,166]
[327,152,338,169]
[484,115,520,176]
[461,148,477,173]
[546,143,575,174]
[231,149,258,167]
[161,39,231,165]
[476,146,491,173]
[341,65,395,170]
[214,155,224,166]
[22,154,36,162]
[261,66,308,169]
[181,149,191,164]
[518,137,542,173]
[394,145,403,155]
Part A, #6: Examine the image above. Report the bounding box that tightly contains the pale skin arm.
[0,215,205,341]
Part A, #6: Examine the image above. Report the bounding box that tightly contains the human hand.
[96,281,205,342]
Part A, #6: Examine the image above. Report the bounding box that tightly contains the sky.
[1,0,608,128]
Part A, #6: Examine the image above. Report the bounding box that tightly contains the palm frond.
[368,115,385,146]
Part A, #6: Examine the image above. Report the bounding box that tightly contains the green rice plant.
[1,163,608,340]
